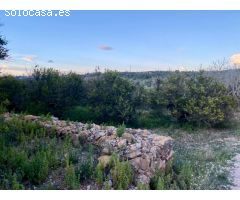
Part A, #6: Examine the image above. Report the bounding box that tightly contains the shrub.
[151,71,237,127]
[137,183,149,190]
[25,67,85,118]
[25,151,49,184]
[76,145,95,181]
[109,154,133,190]
[11,174,24,190]
[64,106,99,123]
[64,164,79,189]
[94,153,133,189]
[116,123,126,137]
[0,117,66,189]
[0,76,26,112]
[150,161,193,190]
[95,162,105,186]
[86,71,139,124]
[0,99,10,114]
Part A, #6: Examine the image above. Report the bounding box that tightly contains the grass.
[116,123,126,137]
[154,127,240,189]
[94,153,133,190]
[0,115,102,189]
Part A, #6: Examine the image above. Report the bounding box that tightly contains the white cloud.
[230,53,240,65]
[0,63,8,69]
[21,55,37,62]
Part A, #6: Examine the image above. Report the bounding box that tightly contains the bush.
[25,151,49,184]
[95,162,105,186]
[64,164,79,189]
[0,117,71,189]
[64,106,99,123]
[116,123,126,137]
[151,71,237,127]
[86,71,140,124]
[0,76,26,112]
[94,153,133,189]
[76,145,95,181]
[109,154,133,190]
[25,67,85,117]
[150,161,193,190]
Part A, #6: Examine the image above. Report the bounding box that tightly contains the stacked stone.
[3,113,173,184]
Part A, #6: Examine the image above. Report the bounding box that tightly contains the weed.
[110,154,133,190]
[64,164,80,189]
[116,123,126,137]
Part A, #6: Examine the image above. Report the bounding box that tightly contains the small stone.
[122,132,134,143]
[117,139,127,148]
[130,157,141,171]
[71,134,79,146]
[142,130,149,137]
[24,115,39,121]
[140,157,150,170]
[137,175,150,185]
[152,135,173,146]
[127,150,141,159]
[102,147,111,155]
[98,155,111,168]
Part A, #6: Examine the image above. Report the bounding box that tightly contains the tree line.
[0,66,237,129]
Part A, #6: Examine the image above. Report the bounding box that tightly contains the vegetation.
[0,34,8,60]
[1,24,240,191]
[94,154,133,190]
[64,164,79,189]
[116,123,126,137]
[150,161,193,190]
[0,67,237,129]
[150,71,237,128]
[0,116,84,189]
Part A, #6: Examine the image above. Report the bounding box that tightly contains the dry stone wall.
[3,113,173,184]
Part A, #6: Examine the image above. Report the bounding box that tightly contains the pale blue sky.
[0,10,240,75]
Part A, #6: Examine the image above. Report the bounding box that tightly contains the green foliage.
[0,99,10,114]
[64,106,99,123]
[109,154,133,190]
[0,116,81,189]
[26,67,85,117]
[76,145,95,181]
[11,174,24,190]
[95,162,105,186]
[134,112,172,129]
[0,67,238,129]
[0,76,26,112]
[151,71,237,127]
[25,151,49,184]
[0,34,8,60]
[137,183,149,190]
[86,70,140,124]
[150,161,193,190]
[64,164,79,189]
[116,123,126,137]
[94,154,133,189]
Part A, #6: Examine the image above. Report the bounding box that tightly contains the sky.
[0,10,240,75]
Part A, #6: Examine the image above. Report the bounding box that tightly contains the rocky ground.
[155,128,240,189]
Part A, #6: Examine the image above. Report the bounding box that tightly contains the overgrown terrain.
[2,30,240,190]
[0,115,138,190]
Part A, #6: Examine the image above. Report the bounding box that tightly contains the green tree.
[152,71,237,127]
[86,70,139,124]
[26,67,84,117]
[0,34,8,60]
[0,76,26,112]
